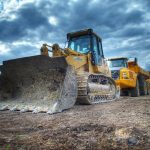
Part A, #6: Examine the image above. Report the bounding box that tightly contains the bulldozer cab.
[67,29,104,65]
[0,28,119,114]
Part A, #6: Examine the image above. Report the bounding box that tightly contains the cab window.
[68,35,90,54]
[93,36,101,65]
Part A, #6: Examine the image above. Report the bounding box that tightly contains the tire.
[148,89,150,95]
[121,90,129,96]
[146,82,150,95]
[130,79,140,97]
[139,76,147,95]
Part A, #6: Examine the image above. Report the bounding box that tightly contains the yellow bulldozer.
[0,29,119,114]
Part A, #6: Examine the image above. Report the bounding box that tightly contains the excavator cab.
[67,29,104,65]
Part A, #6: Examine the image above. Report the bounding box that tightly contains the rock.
[127,137,138,145]
[10,106,19,111]
[0,105,9,111]
[20,108,29,113]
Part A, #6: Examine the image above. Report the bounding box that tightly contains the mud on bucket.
[0,55,77,114]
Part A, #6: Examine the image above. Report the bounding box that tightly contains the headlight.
[122,72,129,79]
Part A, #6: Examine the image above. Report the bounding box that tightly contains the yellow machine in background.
[146,79,150,95]
[107,57,150,96]
[0,29,119,114]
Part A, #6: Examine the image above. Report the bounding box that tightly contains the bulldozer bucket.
[0,55,77,114]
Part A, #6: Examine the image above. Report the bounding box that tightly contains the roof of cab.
[67,28,102,41]
[107,57,128,61]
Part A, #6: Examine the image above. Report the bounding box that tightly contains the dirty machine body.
[0,29,119,114]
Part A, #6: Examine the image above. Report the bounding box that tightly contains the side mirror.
[103,58,108,65]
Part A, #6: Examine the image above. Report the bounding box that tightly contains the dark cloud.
[0,44,38,64]
[39,0,144,32]
[0,0,150,70]
[118,26,150,38]
[0,0,147,41]
[0,3,50,42]
[140,0,150,9]
[145,64,150,71]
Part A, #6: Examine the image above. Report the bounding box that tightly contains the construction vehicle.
[146,79,150,95]
[0,29,119,114]
[107,57,150,97]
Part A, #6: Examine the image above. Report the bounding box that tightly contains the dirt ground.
[0,96,150,150]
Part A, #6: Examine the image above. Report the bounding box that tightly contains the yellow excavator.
[0,29,119,114]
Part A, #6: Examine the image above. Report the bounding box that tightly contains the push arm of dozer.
[40,43,82,57]
[40,44,52,56]
[40,43,67,57]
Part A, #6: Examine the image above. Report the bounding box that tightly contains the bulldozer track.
[0,56,118,114]
[77,73,117,104]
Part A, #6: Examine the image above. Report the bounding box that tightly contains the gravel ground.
[0,96,150,150]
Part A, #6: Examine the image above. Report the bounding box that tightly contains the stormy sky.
[0,0,150,70]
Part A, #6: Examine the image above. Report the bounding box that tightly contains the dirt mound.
[0,124,149,150]
[0,96,149,150]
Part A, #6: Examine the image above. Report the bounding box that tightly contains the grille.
[111,70,120,80]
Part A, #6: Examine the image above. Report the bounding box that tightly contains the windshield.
[108,59,127,68]
[68,35,90,54]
